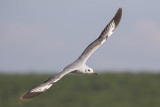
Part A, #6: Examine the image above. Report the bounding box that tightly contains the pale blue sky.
[0,0,160,73]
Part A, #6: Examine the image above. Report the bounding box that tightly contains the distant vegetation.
[0,73,160,107]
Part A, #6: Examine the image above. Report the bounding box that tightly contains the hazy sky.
[0,0,160,73]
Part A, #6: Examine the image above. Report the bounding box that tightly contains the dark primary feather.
[20,90,42,99]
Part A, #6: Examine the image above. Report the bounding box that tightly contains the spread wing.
[78,8,122,63]
[20,69,73,99]
[20,8,122,100]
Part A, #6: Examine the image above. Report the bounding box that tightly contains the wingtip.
[118,8,122,11]
[117,8,122,14]
[20,82,53,99]
[20,91,27,100]
[20,90,43,100]
[118,8,122,16]
[20,95,24,100]
[112,8,122,28]
[20,92,28,100]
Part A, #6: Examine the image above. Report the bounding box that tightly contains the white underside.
[108,20,115,37]
[31,84,52,92]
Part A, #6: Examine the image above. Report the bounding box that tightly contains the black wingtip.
[20,90,43,100]
[113,8,122,28]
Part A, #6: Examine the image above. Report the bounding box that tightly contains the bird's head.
[85,66,97,75]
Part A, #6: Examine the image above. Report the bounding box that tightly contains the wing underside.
[20,69,73,99]
[78,8,122,63]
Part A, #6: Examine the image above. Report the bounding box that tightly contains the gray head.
[85,66,97,75]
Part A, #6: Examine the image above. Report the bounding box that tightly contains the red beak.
[93,72,98,75]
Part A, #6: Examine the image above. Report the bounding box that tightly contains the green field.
[0,73,160,107]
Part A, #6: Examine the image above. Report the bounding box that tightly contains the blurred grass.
[0,72,160,107]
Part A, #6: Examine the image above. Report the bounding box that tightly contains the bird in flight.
[21,8,122,99]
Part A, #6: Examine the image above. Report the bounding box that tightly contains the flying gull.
[21,8,122,99]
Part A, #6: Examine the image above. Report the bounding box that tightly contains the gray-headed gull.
[21,8,122,99]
